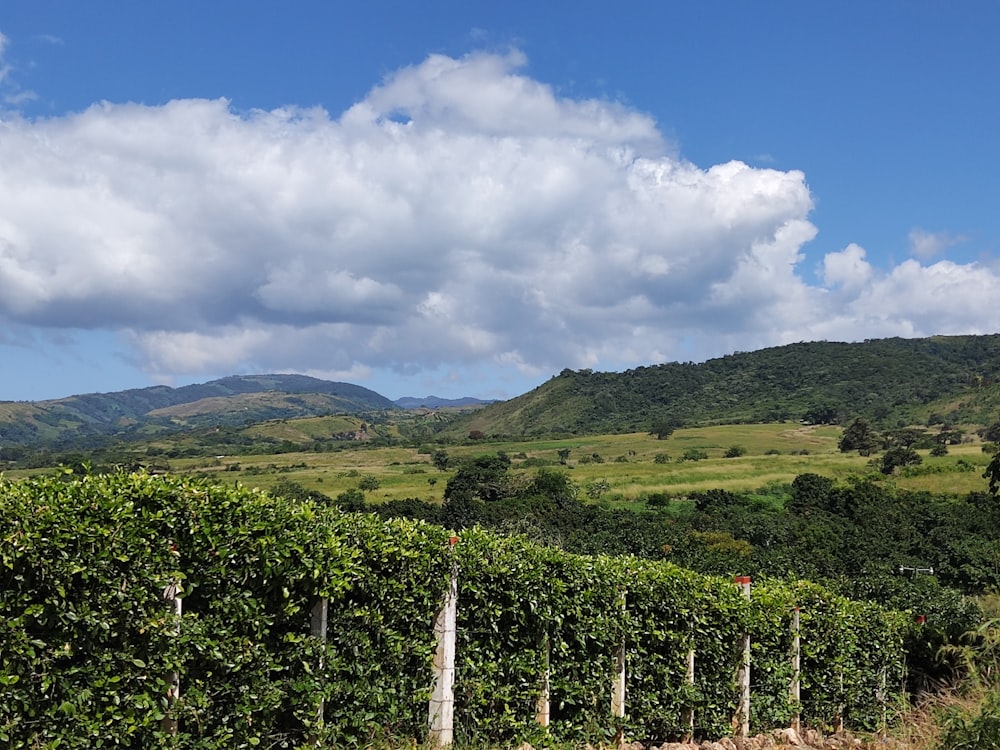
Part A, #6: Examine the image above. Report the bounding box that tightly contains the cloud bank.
[0,50,997,394]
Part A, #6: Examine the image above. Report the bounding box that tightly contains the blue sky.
[1,2,998,402]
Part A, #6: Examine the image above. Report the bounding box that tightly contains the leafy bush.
[681,448,709,462]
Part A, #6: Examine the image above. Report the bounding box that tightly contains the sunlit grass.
[142,423,996,504]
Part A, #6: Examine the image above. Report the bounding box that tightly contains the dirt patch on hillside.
[778,425,835,445]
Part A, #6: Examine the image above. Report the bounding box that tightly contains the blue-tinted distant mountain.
[394,395,496,410]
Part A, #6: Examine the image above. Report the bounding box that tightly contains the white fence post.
[161,577,182,737]
[535,630,551,729]
[428,536,459,748]
[611,590,627,746]
[311,597,329,730]
[734,576,751,742]
[791,606,801,732]
[682,619,696,741]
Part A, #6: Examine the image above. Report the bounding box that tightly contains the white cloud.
[908,228,967,260]
[822,243,872,290]
[0,49,998,395]
[0,30,11,85]
[0,30,36,106]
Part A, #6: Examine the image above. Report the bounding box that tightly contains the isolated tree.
[444,453,513,503]
[886,427,927,448]
[724,445,746,458]
[557,448,571,465]
[936,428,965,446]
[980,422,1000,444]
[432,450,450,471]
[650,417,679,440]
[879,446,922,475]
[358,474,380,493]
[839,417,879,456]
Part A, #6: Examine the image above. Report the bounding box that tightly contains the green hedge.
[1,472,915,747]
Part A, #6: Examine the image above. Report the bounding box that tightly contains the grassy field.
[133,422,994,504]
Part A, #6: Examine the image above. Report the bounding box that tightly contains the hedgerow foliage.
[2,472,913,747]
[0,472,452,747]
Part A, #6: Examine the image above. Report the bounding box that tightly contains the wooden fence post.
[681,619,696,741]
[161,577,182,737]
[834,669,844,734]
[879,666,887,736]
[734,576,751,743]
[790,606,801,732]
[611,590,627,746]
[311,597,329,730]
[536,630,551,730]
[428,536,459,748]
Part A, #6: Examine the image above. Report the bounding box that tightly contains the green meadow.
[155,422,991,503]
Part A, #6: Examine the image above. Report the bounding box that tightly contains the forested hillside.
[451,335,1000,438]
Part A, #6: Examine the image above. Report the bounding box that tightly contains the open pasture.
[163,422,992,503]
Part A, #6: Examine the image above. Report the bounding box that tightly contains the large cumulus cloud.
[1,49,997,393]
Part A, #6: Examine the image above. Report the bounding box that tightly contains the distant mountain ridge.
[0,374,398,448]
[393,395,496,410]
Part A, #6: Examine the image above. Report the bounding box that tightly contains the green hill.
[447,335,1000,438]
[0,374,396,449]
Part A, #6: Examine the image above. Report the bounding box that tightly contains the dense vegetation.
[1,472,916,747]
[450,335,1000,438]
[323,458,987,684]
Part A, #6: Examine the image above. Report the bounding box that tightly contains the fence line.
[1,475,911,747]
[418,565,887,747]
